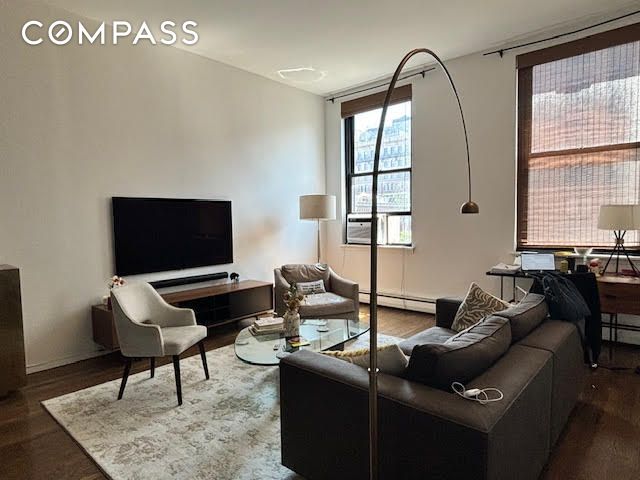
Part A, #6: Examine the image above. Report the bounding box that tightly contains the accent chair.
[111,282,209,406]
[274,264,359,321]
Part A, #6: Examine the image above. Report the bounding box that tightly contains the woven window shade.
[517,26,640,249]
[341,84,412,118]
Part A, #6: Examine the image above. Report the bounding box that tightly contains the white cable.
[451,382,504,405]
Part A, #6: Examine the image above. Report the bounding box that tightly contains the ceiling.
[41,0,640,95]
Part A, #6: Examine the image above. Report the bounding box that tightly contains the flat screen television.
[112,197,233,276]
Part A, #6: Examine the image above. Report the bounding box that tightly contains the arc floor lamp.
[367,48,479,479]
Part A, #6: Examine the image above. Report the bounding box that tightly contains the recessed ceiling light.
[277,67,326,83]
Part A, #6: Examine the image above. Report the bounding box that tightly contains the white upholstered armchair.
[111,282,209,406]
[274,264,359,321]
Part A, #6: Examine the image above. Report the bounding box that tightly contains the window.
[517,24,640,250]
[343,86,412,245]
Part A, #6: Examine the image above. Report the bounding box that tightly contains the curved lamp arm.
[367,48,479,480]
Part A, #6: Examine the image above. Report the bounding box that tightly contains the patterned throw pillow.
[323,344,408,376]
[296,279,326,295]
[451,282,510,332]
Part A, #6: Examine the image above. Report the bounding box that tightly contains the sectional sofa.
[279,293,587,480]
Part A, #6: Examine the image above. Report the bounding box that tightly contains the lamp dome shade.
[460,201,479,214]
[597,204,640,230]
[299,195,336,220]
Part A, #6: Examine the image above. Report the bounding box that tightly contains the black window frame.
[344,102,413,246]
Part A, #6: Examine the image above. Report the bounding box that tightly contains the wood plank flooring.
[1,307,639,480]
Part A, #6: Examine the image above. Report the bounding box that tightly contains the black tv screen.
[112,197,233,276]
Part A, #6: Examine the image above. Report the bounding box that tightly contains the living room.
[1,0,640,479]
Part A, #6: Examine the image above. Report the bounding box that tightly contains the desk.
[486,271,531,301]
[597,275,640,356]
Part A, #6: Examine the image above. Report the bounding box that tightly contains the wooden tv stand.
[92,279,273,350]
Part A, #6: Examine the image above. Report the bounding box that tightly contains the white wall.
[0,0,325,372]
[324,51,516,309]
[323,18,640,331]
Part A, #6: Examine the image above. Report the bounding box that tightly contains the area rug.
[43,333,400,480]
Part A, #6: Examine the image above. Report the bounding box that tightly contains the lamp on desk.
[299,194,336,263]
[597,204,640,275]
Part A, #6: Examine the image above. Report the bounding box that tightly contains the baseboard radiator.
[358,291,436,314]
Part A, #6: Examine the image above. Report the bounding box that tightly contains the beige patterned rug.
[43,333,400,480]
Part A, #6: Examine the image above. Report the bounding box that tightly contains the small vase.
[283,309,300,339]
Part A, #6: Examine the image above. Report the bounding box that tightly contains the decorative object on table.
[597,204,640,275]
[574,247,593,267]
[299,194,336,263]
[365,48,479,478]
[282,283,304,339]
[588,258,601,275]
[106,275,126,309]
[230,272,240,282]
[559,258,569,273]
[287,337,310,348]
[249,316,284,336]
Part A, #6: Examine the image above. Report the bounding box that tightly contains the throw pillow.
[323,343,408,376]
[405,315,511,389]
[297,279,326,295]
[494,293,548,342]
[451,282,510,332]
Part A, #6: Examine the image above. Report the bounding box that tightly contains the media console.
[92,279,273,350]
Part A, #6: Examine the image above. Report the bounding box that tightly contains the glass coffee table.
[234,318,369,366]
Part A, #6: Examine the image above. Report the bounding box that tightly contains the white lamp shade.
[299,194,336,220]
[597,204,640,230]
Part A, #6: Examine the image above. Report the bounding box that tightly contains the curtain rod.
[325,67,435,103]
[484,9,640,57]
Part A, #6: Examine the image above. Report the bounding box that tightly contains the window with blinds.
[516,24,640,250]
[342,85,413,245]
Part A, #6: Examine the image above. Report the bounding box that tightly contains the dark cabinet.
[0,265,27,396]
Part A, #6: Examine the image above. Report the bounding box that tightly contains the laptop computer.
[520,252,556,272]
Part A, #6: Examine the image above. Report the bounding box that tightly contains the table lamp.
[299,194,336,263]
[597,204,640,275]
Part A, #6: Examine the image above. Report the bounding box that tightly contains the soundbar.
[150,272,229,289]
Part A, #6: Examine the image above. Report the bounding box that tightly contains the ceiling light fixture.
[276,67,326,83]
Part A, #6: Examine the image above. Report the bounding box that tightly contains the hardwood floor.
[1,307,639,480]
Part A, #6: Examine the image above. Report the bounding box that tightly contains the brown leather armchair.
[274,264,359,321]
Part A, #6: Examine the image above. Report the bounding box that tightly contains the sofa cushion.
[451,282,510,332]
[299,292,354,317]
[281,264,331,290]
[495,293,548,342]
[297,279,326,295]
[398,327,456,356]
[323,344,408,376]
[161,325,207,356]
[405,315,511,389]
[517,320,586,446]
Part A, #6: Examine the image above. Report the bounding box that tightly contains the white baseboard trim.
[359,292,436,315]
[27,348,115,374]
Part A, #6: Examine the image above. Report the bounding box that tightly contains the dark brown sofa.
[279,296,587,480]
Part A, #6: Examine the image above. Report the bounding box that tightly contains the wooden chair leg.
[198,341,210,380]
[172,355,182,406]
[150,357,155,378]
[118,358,132,400]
